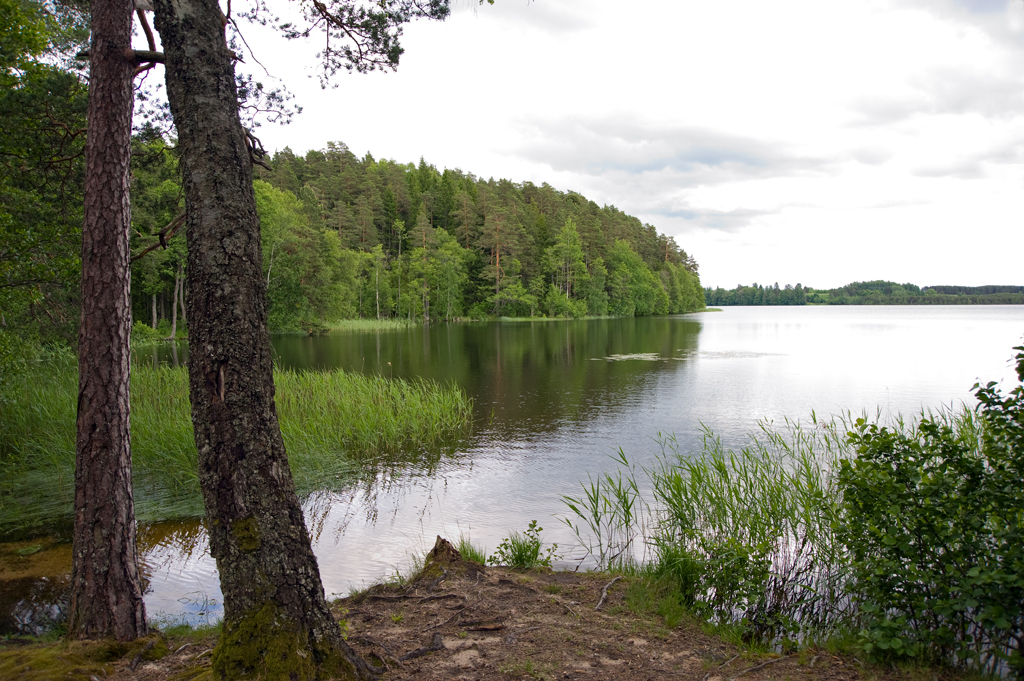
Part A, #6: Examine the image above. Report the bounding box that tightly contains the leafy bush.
[131,321,164,343]
[488,520,559,569]
[838,345,1024,676]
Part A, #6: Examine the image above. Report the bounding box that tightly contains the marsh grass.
[327,318,419,333]
[563,417,855,645]
[0,356,472,538]
[455,534,487,566]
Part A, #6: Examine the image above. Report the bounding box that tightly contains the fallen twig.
[365,594,415,602]
[399,632,445,661]
[352,635,404,670]
[719,653,740,669]
[730,654,793,679]
[595,576,622,610]
[130,639,156,670]
[418,593,461,604]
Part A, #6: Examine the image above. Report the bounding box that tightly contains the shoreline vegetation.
[705,280,1024,306]
[0,353,473,540]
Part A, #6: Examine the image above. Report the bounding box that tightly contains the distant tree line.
[704,283,808,306]
[706,280,1024,306]
[129,139,705,332]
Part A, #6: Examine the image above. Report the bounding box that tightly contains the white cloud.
[216,0,1024,289]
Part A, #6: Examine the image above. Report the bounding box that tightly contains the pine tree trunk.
[152,1,373,678]
[151,293,157,329]
[70,0,147,641]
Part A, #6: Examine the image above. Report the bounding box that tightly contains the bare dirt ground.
[1,539,953,681]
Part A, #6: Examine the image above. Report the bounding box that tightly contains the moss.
[0,638,125,680]
[230,517,261,553]
[211,602,358,680]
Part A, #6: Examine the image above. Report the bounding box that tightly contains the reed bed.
[563,417,855,644]
[326,318,419,333]
[0,357,472,538]
[647,420,853,642]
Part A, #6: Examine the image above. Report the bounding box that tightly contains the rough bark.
[70,0,148,641]
[151,1,374,678]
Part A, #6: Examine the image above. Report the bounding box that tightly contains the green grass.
[326,318,419,332]
[0,356,472,538]
[455,533,487,565]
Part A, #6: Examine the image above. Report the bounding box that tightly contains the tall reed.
[648,419,852,641]
[563,416,855,643]
[0,357,472,538]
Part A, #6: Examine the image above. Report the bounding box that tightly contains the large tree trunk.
[70,0,147,641]
[151,2,374,678]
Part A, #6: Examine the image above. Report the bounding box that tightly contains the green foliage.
[0,28,86,347]
[252,144,702,323]
[488,520,560,569]
[607,240,669,317]
[837,345,1024,675]
[255,179,356,330]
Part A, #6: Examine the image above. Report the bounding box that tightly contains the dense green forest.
[705,280,1024,306]
[131,138,705,333]
[0,0,88,377]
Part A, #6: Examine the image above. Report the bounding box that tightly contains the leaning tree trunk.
[151,2,374,679]
[69,0,147,641]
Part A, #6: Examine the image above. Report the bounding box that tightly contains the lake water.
[7,306,1024,630]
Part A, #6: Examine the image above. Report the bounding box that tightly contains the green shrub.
[488,520,559,569]
[131,321,164,343]
[838,345,1024,676]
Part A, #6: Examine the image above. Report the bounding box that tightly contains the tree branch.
[131,212,185,262]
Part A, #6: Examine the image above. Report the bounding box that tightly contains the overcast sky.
[216,0,1024,289]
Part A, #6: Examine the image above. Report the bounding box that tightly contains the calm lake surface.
[61,306,1024,625]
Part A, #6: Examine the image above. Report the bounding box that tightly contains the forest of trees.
[129,139,705,332]
[705,281,1024,306]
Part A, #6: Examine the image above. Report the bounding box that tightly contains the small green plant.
[390,613,404,624]
[487,520,560,569]
[545,583,563,595]
[455,533,487,565]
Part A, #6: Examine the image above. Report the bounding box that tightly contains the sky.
[214,0,1024,290]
